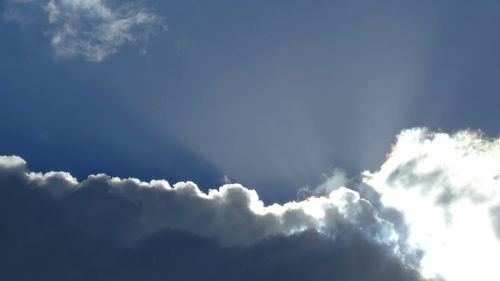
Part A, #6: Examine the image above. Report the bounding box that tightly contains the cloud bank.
[0,127,498,280]
[0,155,409,247]
[0,155,425,281]
[5,0,163,61]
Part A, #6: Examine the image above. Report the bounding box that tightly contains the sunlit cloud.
[0,128,498,281]
[0,155,401,248]
[364,128,500,281]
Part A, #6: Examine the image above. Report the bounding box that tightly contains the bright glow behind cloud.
[0,128,498,281]
[364,128,500,281]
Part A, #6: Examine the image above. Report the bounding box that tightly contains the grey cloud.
[297,168,348,200]
[386,157,443,191]
[5,0,163,61]
[0,156,402,247]
[111,229,426,281]
[0,155,428,281]
[0,156,77,196]
[491,204,500,240]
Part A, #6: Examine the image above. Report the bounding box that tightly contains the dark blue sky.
[1,0,499,202]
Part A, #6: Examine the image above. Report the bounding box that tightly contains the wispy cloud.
[5,0,164,61]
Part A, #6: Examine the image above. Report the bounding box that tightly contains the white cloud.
[0,158,400,250]
[364,128,500,281]
[0,155,26,169]
[6,0,164,61]
[297,168,349,199]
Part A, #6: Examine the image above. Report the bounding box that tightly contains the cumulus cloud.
[1,127,498,281]
[5,0,163,61]
[297,168,349,199]
[364,128,500,281]
[0,156,402,247]
[0,155,427,281]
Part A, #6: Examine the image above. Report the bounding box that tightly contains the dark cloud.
[110,229,425,281]
[0,156,407,247]
[0,155,428,281]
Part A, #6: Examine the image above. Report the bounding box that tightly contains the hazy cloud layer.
[5,0,163,61]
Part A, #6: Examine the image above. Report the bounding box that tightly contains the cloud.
[0,156,402,247]
[0,155,427,281]
[5,0,163,61]
[297,168,348,199]
[364,128,500,281]
[1,127,498,280]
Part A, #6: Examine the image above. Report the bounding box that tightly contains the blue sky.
[1,0,499,202]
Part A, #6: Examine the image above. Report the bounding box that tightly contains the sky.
[1,1,500,281]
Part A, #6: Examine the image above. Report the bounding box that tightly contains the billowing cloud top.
[0,154,425,280]
[0,154,400,248]
[5,0,163,61]
[0,128,499,281]
[365,128,500,281]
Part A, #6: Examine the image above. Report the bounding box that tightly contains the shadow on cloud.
[0,154,426,280]
[1,127,499,281]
